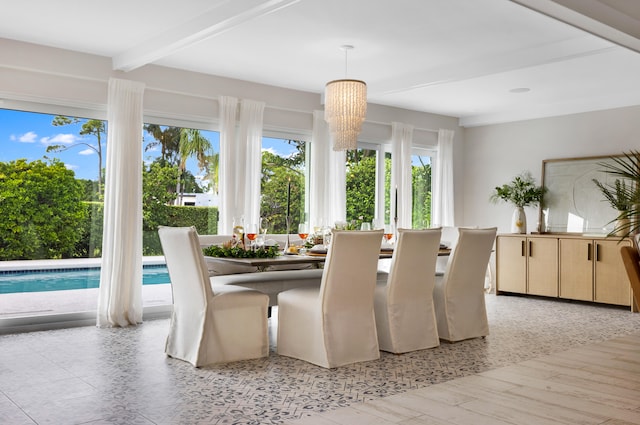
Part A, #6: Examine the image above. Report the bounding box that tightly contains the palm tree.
[143,124,181,165]
[203,152,220,194]
[175,129,212,204]
[46,116,106,198]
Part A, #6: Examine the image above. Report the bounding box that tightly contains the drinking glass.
[232,217,244,247]
[383,224,394,244]
[360,222,371,231]
[257,217,269,247]
[246,223,258,250]
[259,217,269,236]
[298,223,309,243]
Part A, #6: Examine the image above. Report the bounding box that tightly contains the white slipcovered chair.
[433,227,497,342]
[374,228,442,353]
[277,229,383,368]
[158,226,269,367]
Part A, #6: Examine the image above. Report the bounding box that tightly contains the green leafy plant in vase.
[490,171,545,234]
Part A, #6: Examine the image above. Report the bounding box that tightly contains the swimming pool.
[0,265,170,294]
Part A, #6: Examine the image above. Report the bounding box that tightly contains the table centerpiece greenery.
[202,244,280,258]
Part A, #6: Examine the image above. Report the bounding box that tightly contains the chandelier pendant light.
[324,45,367,151]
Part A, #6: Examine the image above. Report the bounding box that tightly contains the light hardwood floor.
[289,333,640,425]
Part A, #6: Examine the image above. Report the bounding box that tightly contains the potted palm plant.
[593,151,640,238]
[490,171,545,234]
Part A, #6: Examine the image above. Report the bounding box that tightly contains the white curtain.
[239,100,265,227]
[433,128,455,227]
[218,96,238,234]
[310,110,346,229]
[97,78,145,328]
[391,122,414,228]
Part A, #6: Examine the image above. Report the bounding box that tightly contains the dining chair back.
[620,245,640,311]
[374,228,442,353]
[277,229,383,368]
[159,226,269,366]
[433,227,497,342]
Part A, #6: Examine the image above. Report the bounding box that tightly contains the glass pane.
[384,151,392,225]
[260,138,307,234]
[412,153,432,228]
[346,148,377,226]
[0,109,107,318]
[142,124,220,247]
[141,125,220,309]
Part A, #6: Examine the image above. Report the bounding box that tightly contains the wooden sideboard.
[496,234,637,311]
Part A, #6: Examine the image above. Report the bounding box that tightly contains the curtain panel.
[97,78,145,328]
[218,97,264,232]
[433,128,455,227]
[310,110,346,229]
[218,96,239,234]
[239,100,265,227]
[391,122,414,229]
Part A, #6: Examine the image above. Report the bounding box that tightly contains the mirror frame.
[539,154,625,234]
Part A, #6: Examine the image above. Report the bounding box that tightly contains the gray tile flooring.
[1,294,640,424]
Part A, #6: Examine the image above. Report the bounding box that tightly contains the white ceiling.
[1,0,640,126]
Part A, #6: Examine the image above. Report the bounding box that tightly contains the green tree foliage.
[0,159,86,260]
[143,161,179,232]
[176,129,212,203]
[412,160,432,228]
[143,124,181,165]
[46,116,106,198]
[77,178,100,201]
[260,141,305,233]
[76,201,104,258]
[346,154,376,224]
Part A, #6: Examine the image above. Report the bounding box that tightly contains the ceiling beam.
[113,0,300,72]
[510,0,640,54]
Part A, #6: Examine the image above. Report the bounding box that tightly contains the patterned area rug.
[1,294,639,424]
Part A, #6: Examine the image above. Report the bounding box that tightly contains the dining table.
[210,247,451,268]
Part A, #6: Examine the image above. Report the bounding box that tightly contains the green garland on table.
[202,245,280,259]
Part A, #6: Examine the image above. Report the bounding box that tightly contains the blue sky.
[1,108,296,182]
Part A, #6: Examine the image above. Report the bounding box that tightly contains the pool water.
[0,265,170,294]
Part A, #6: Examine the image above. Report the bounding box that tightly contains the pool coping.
[0,256,166,272]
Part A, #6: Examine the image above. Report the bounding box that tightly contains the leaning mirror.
[539,154,626,234]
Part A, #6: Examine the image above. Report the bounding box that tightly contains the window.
[411,148,434,228]
[346,143,433,230]
[0,108,107,318]
[260,137,308,234]
[346,147,379,226]
[142,124,220,254]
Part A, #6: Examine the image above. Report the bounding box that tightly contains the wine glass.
[383,224,394,245]
[298,223,309,243]
[259,217,269,236]
[258,217,269,247]
[246,223,258,250]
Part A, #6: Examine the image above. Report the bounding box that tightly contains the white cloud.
[261,147,277,155]
[78,148,95,155]
[17,131,38,143]
[65,164,79,171]
[40,133,78,145]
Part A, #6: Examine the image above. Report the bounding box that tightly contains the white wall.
[0,38,468,223]
[0,37,466,225]
[463,105,640,233]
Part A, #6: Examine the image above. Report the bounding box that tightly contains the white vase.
[511,207,526,234]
